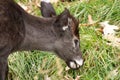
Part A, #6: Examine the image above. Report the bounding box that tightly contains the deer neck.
[19,14,56,51]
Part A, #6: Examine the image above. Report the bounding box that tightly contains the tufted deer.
[0,0,83,79]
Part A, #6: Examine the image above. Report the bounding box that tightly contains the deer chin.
[66,59,83,70]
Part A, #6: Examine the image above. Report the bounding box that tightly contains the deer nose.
[69,59,84,69]
[74,58,84,66]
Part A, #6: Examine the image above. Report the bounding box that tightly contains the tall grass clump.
[8,0,120,80]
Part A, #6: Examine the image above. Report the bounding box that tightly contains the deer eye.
[74,39,78,45]
[73,39,79,48]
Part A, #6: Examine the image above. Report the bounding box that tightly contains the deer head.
[53,9,83,69]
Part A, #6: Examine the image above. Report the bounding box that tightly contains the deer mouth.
[66,59,83,69]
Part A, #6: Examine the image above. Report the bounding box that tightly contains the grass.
[8,0,120,80]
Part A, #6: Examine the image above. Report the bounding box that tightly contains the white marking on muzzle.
[62,26,68,31]
[69,61,76,69]
[75,59,83,66]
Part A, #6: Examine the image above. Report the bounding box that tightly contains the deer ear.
[54,8,70,28]
[53,9,71,37]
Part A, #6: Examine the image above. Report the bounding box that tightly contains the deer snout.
[67,58,84,69]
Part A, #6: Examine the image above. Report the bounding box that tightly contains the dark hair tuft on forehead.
[69,15,79,38]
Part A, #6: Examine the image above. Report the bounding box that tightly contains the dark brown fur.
[0,0,82,79]
[40,1,79,38]
[40,1,56,17]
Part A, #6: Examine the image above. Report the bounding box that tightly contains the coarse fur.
[0,0,83,79]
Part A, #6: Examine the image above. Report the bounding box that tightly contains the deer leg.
[0,45,11,80]
[0,57,8,80]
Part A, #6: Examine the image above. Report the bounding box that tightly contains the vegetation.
[8,0,120,80]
